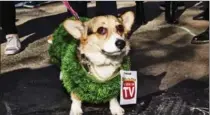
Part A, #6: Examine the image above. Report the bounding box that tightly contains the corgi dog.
[48,11,135,115]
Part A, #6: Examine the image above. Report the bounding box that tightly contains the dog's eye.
[116,25,124,33]
[97,27,107,35]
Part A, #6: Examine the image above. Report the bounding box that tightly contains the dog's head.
[64,11,134,66]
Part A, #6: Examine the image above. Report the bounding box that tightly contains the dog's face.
[64,11,134,66]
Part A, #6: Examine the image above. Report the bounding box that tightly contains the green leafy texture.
[49,17,130,104]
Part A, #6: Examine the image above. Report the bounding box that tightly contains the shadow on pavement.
[0,65,70,115]
[131,27,197,70]
[17,12,69,50]
[0,65,208,115]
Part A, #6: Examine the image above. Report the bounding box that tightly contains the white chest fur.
[90,64,120,81]
[85,52,122,66]
[85,52,123,81]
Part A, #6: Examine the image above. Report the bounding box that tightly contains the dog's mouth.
[88,43,127,56]
[101,50,123,56]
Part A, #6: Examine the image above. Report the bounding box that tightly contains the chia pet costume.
[48,17,131,104]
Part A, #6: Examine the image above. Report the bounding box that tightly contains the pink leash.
[62,1,80,20]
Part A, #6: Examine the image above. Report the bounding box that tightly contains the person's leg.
[1,1,21,55]
[203,1,209,20]
[165,1,179,24]
[165,1,172,23]
[160,1,185,11]
[0,2,4,43]
[67,1,87,17]
[2,2,17,35]
[135,1,146,25]
[96,1,117,16]
[0,2,2,27]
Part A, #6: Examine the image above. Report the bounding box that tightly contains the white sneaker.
[5,34,21,55]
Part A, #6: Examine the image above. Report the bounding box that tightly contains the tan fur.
[71,92,80,101]
[47,35,53,44]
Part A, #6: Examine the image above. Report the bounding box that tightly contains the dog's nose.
[115,39,126,50]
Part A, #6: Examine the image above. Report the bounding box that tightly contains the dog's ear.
[120,11,134,32]
[63,20,84,39]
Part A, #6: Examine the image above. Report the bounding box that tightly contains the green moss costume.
[49,17,130,104]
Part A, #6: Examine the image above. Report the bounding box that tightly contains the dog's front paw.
[110,104,125,115]
[70,93,83,115]
[69,106,83,115]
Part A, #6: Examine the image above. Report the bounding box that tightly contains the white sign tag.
[120,70,137,105]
